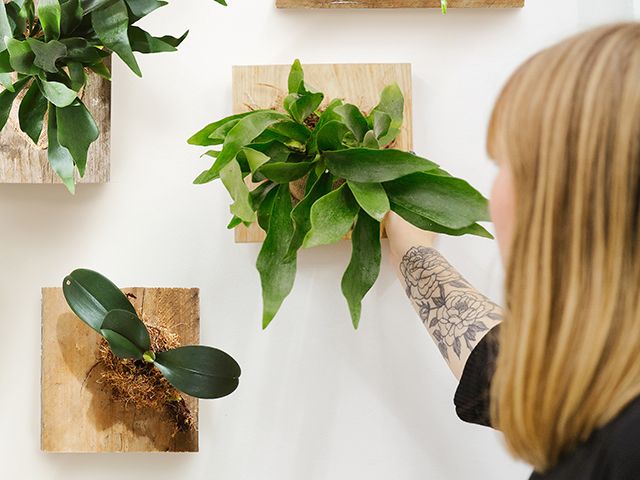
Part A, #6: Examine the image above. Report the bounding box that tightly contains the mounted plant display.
[61,269,240,435]
[189,60,492,329]
[0,0,226,193]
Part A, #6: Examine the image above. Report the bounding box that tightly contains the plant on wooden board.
[63,268,240,430]
[0,0,226,194]
[188,60,492,330]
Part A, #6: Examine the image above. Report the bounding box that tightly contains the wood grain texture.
[232,63,412,243]
[277,0,523,8]
[0,59,111,185]
[41,287,199,453]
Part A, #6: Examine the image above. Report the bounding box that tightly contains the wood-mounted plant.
[0,0,226,194]
[188,60,492,329]
[63,268,240,430]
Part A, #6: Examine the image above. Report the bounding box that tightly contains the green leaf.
[335,104,368,143]
[38,0,62,41]
[88,59,111,79]
[6,38,39,75]
[288,58,304,94]
[384,172,491,229]
[124,0,167,17]
[341,210,381,328]
[258,161,313,184]
[62,268,137,333]
[154,346,241,399]
[194,111,287,184]
[283,90,324,124]
[91,0,141,77]
[100,309,150,360]
[56,99,99,176]
[243,147,270,172]
[47,102,76,193]
[67,61,87,91]
[0,73,12,91]
[267,120,311,144]
[26,38,66,73]
[347,181,389,222]
[303,184,359,248]
[255,182,277,231]
[0,50,12,73]
[40,79,77,107]
[18,80,48,144]
[316,120,348,152]
[220,158,255,223]
[285,172,332,261]
[226,215,242,229]
[324,148,438,183]
[0,2,13,52]
[256,184,297,328]
[128,26,187,53]
[372,111,391,140]
[369,83,404,146]
[0,77,30,131]
[60,0,83,35]
[390,202,493,239]
[60,38,103,63]
[188,111,262,146]
[362,130,379,149]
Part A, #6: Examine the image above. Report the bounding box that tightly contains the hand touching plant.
[0,0,226,193]
[63,268,241,400]
[189,60,492,329]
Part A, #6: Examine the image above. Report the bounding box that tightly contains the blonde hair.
[487,23,640,472]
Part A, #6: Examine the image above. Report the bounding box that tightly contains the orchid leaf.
[62,268,137,333]
[155,346,241,399]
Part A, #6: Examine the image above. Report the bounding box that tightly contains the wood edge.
[276,0,524,7]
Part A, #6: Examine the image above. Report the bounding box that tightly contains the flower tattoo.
[400,247,501,361]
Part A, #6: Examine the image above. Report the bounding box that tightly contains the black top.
[454,326,640,479]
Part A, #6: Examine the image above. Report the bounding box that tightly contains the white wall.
[0,1,634,479]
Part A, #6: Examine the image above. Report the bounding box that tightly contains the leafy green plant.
[63,268,241,399]
[441,0,447,14]
[0,0,226,193]
[188,60,492,329]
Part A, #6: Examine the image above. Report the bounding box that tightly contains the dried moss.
[96,323,195,434]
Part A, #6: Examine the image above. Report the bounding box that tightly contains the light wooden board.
[277,0,523,8]
[0,60,111,185]
[41,287,199,453]
[232,63,412,243]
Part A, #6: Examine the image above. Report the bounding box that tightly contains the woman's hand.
[384,211,438,260]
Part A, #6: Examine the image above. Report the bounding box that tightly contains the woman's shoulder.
[599,396,640,476]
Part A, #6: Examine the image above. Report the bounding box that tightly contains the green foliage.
[0,0,227,194]
[63,268,241,399]
[189,60,492,329]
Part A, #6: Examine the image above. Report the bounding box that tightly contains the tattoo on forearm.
[400,247,502,362]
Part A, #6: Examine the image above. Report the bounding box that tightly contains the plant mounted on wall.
[63,268,240,430]
[0,0,226,194]
[189,60,492,329]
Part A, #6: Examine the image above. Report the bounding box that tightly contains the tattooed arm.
[386,213,502,379]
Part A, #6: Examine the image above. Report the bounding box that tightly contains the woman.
[385,23,640,479]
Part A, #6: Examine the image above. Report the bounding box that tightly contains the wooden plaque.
[0,62,111,185]
[41,287,199,453]
[277,0,523,8]
[232,62,413,243]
